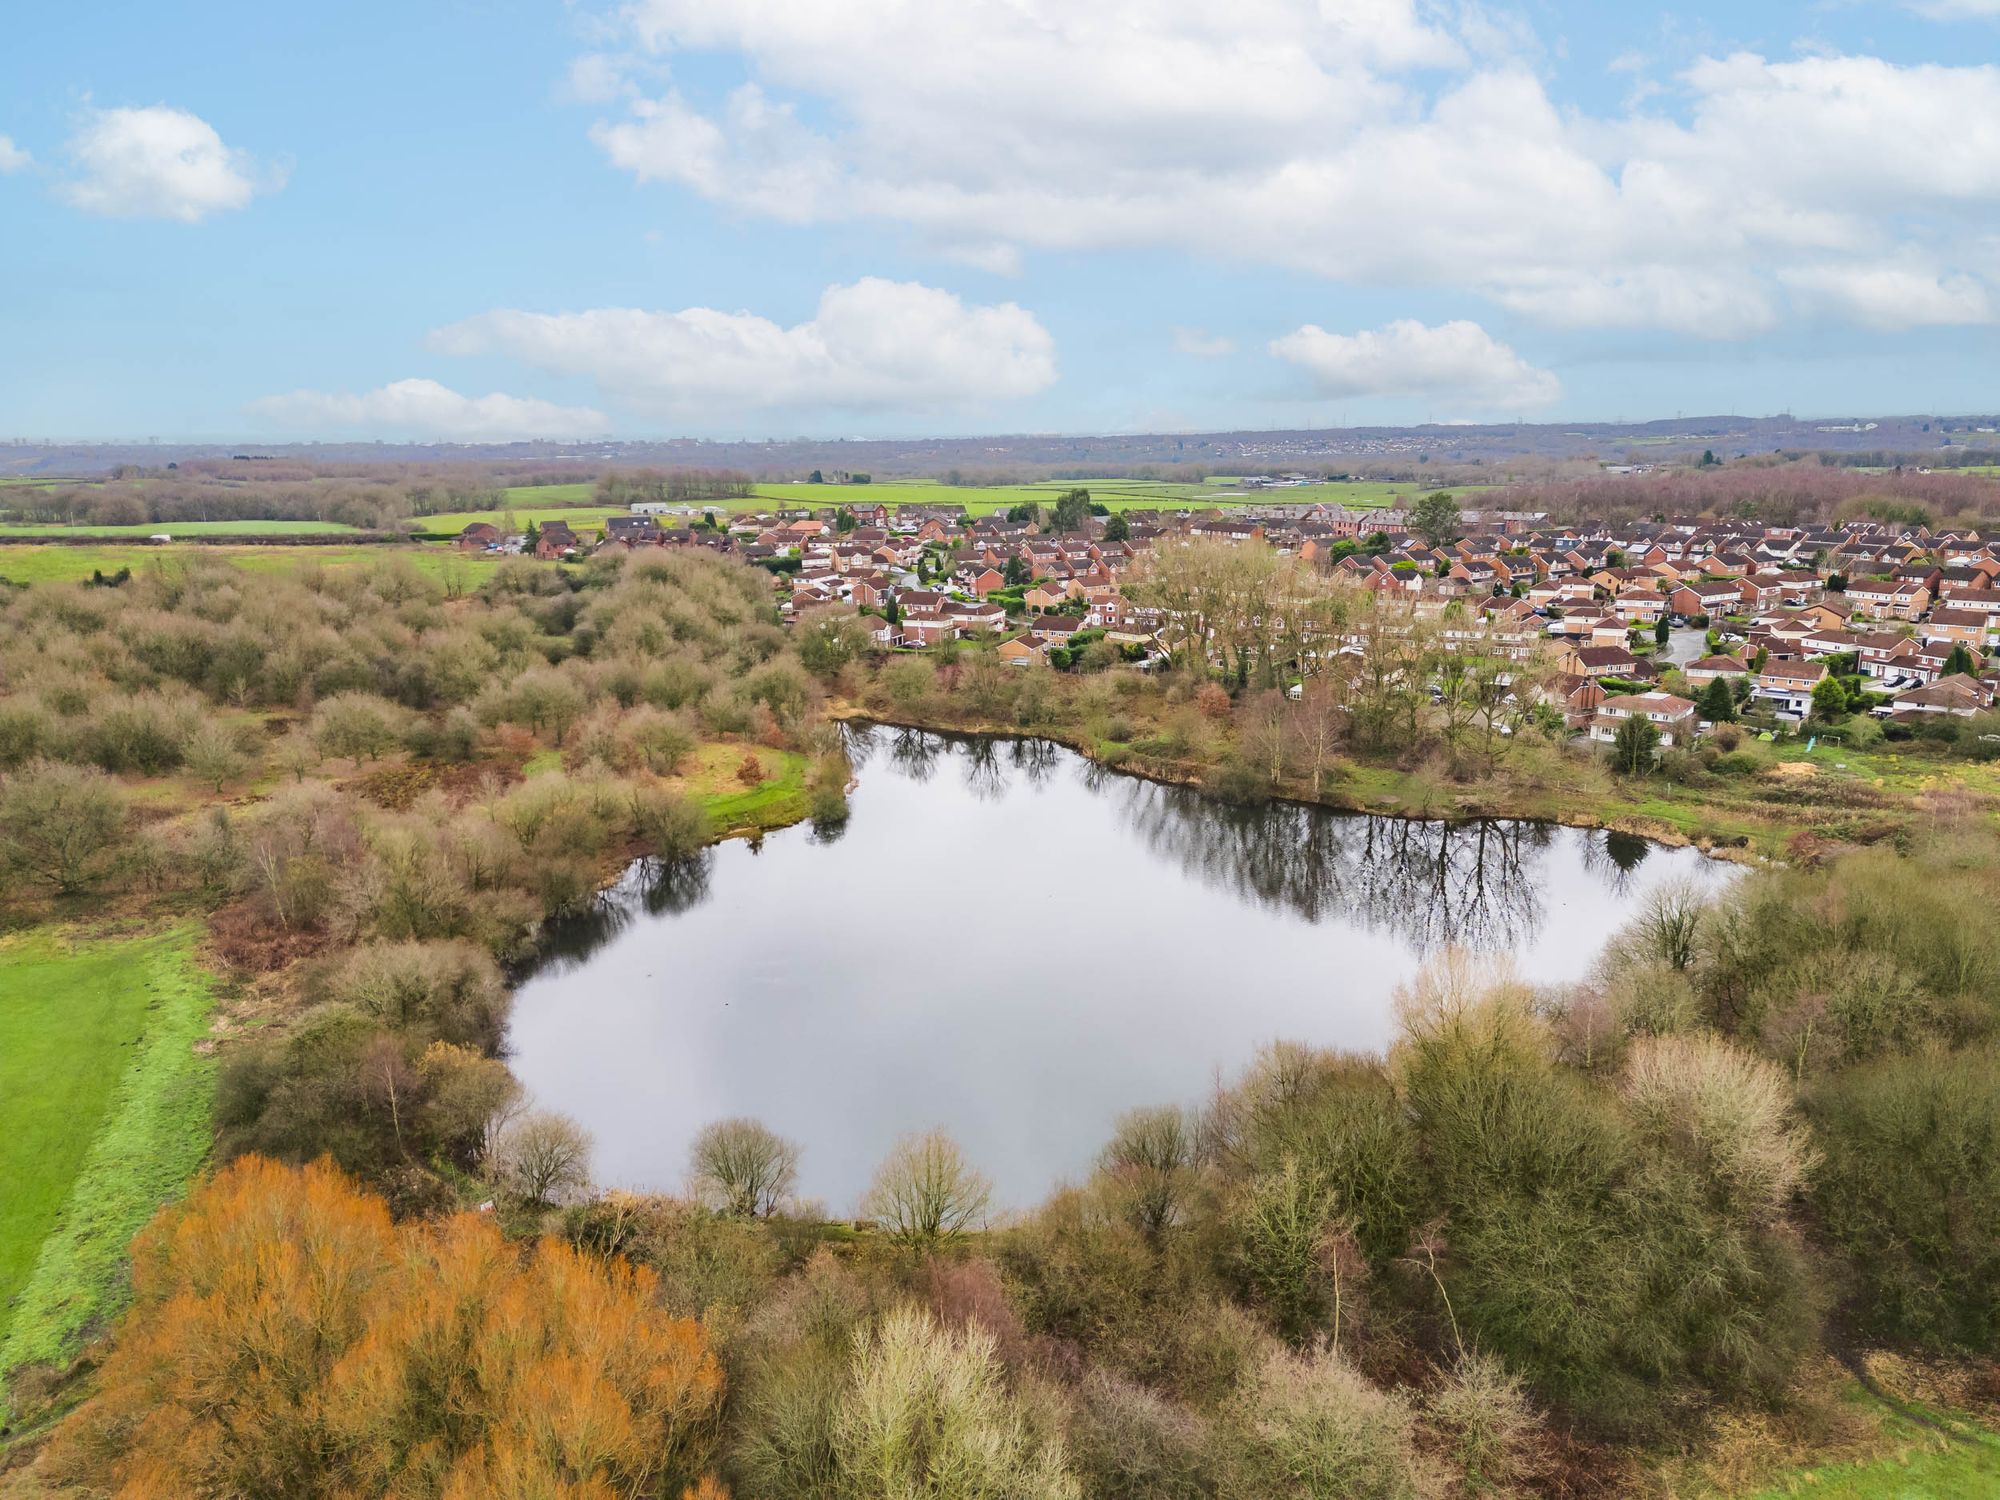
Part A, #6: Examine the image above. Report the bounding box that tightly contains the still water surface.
[508,726,1733,1210]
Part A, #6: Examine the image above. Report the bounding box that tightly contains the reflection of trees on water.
[1008,736,1061,788]
[521,726,1578,979]
[962,737,1008,802]
[1577,828,1650,898]
[1115,782,1554,953]
[524,852,716,975]
[888,727,945,782]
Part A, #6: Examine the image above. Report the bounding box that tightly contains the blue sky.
[3,0,1999,441]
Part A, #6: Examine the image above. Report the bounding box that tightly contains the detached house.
[1888,674,1995,719]
[534,520,580,559]
[1683,654,1750,688]
[1754,656,1828,716]
[1561,644,1646,680]
[1669,579,1744,621]
[1591,692,1698,748]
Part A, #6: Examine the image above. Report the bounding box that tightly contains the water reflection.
[546,729,1594,965]
[1116,783,1553,952]
[507,725,1734,1207]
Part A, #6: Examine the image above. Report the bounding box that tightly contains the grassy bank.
[0,925,216,1395]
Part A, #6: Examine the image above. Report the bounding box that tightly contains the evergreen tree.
[1410,490,1462,547]
[1700,676,1736,723]
[1612,712,1661,774]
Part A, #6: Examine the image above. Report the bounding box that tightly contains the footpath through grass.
[0,924,215,1395]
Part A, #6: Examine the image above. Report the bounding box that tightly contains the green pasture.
[0,543,504,587]
[0,924,215,1389]
[0,519,363,538]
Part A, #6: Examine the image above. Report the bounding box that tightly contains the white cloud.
[1270,319,1560,411]
[1172,327,1237,358]
[61,105,279,222]
[429,277,1056,417]
[0,135,30,173]
[581,4,2000,336]
[1905,0,2000,17]
[249,379,609,441]
[1781,262,1995,328]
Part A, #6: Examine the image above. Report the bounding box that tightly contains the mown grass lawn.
[0,924,215,1389]
[1727,1425,2000,1498]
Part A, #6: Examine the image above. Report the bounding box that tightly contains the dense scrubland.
[3,527,1999,1495]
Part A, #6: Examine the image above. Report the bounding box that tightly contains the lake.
[507,725,1735,1211]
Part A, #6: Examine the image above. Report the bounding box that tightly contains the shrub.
[1099,1104,1196,1243]
[311,692,407,762]
[318,939,508,1050]
[835,1305,1081,1499]
[1228,1346,1423,1500]
[1066,1372,1221,1500]
[0,758,127,894]
[1629,1034,1812,1208]
[1423,1350,1538,1491]
[1394,960,1816,1429]
[1231,1155,1343,1345]
[1206,1044,1418,1268]
[1605,959,1702,1038]
[632,785,713,859]
[183,718,252,791]
[45,1157,725,1498]
[1807,1046,2000,1350]
[624,705,698,774]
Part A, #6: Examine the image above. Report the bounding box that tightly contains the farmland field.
[430,475,1459,532]
[0,543,504,587]
[0,519,364,537]
[0,925,215,1385]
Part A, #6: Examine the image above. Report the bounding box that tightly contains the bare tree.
[494,1110,595,1205]
[0,760,128,894]
[862,1129,992,1246]
[688,1117,801,1217]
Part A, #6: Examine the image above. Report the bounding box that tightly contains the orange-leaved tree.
[45,1155,727,1499]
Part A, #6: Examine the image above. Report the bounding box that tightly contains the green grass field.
[0,924,215,1390]
[0,543,504,587]
[0,519,363,538]
[438,476,1446,532]
[1728,1418,2000,1498]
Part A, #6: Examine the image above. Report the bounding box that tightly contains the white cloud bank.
[582,1,2000,336]
[0,135,30,173]
[429,277,1056,417]
[61,105,279,222]
[1271,319,1560,411]
[249,379,609,441]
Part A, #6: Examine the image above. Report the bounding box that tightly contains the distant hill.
[5,412,1999,478]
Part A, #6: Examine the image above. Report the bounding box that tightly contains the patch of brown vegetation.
[207,899,333,973]
[339,757,520,811]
